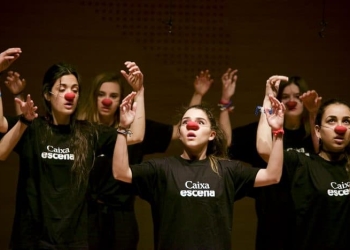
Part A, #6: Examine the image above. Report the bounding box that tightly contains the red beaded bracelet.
[272,129,284,136]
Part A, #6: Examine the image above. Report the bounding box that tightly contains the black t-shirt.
[88,119,173,206]
[2,116,118,249]
[284,151,350,250]
[229,121,315,250]
[131,156,259,250]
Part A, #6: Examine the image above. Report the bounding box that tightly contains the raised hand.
[265,95,285,131]
[0,48,22,72]
[300,90,322,113]
[221,68,237,102]
[5,71,26,95]
[15,94,38,121]
[265,75,288,97]
[193,70,213,97]
[121,61,144,92]
[119,91,137,128]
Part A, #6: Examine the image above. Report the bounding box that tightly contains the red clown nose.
[64,92,76,101]
[285,101,297,109]
[334,126,347,134]
[102,98,112,106]
[186,121,199,131]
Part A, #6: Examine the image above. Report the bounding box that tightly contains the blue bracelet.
[255,106,273,115]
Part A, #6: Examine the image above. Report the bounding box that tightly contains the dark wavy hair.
[41,62,94,190]
[277,76,310,138]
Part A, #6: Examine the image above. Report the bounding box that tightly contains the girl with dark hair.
[262,98,350,249]
[0,62,138,250]
[113,97,285,250]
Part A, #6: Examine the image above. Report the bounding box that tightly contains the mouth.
[64,103,74,109]
[187,132,196,138]
[334,137,344,144]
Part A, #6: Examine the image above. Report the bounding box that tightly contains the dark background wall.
[0,0,349,249]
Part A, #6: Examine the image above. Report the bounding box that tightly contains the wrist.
[218,100,234,112]
[117,126,133,137]
[272,128,284,137]
[19,114,33,126]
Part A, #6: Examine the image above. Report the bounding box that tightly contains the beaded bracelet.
[272,129,284,136]
[218,100,234,111]
[255,106,273,116]
[117,126,133,137]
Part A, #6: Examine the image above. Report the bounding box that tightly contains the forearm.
[113,133,133,183]
[219,109,232,146]
[128,87,145,145]
[189,92,203,106]
[256,96,273,162]
[0,121,27,161]
[254,133,283,187]
[0,94,8,133]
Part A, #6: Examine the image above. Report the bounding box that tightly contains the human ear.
[208,131,216,141]
[315,125,321,139]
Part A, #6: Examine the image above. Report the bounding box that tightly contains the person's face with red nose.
[281,83,303,118]
[97,81,121,124]
[45,74,79,125]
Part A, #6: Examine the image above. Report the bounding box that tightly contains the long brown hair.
[79,72,125,128]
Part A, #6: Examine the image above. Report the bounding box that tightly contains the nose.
[285,101,297,109]
[334,125,347,134]
[186,121,199,131]
[64,92,76,101]
[102,98,113,107]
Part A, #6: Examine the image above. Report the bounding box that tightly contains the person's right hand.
[0,48,22,73]
[15,94,38,121]
[119,91,137,129]
[265,75,288,97]
[5,71,26,95]
[265,95,285,131]
[193,70,213,97]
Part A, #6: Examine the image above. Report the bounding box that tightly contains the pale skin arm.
[169,70,215,141]
[112,92,137,183]
[256,75,287,162]
[0,94,38,161]
[254,96,285,187]
[0,48,21,73]
[121,61,145,145]
[300,90,322,153]
[219,68,237,146]
[0,88,8,133]
[5,71,26,115]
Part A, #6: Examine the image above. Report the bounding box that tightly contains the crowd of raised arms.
[0,47,349,250]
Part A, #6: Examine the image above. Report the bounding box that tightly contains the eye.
[198,120,205,125]
[110,94,119,99]
[181,120,188,125]
[326,118,336,124]
[343,119,350,125]
[98,92,105,97]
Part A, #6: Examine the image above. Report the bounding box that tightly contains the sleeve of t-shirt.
[0,116,19,140]
[130,159,163,202]
[96,124,118,157]
[141,119,173,154]
[223,160,260,201]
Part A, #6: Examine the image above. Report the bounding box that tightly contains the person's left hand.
[221,68,238,102]
[15,94,38,121]
[300,90,322,113]
[0,48,22,73]
[5,71,26,95]
[119,91,137,128]
[265,95,285,130]
[121,62,144,92]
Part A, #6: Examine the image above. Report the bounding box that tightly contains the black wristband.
[19,114,33,126]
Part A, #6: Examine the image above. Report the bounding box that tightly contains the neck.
[99,115,116,127]
[318,150,345,162]
[181,149,207,161]
[284,116,301,130]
